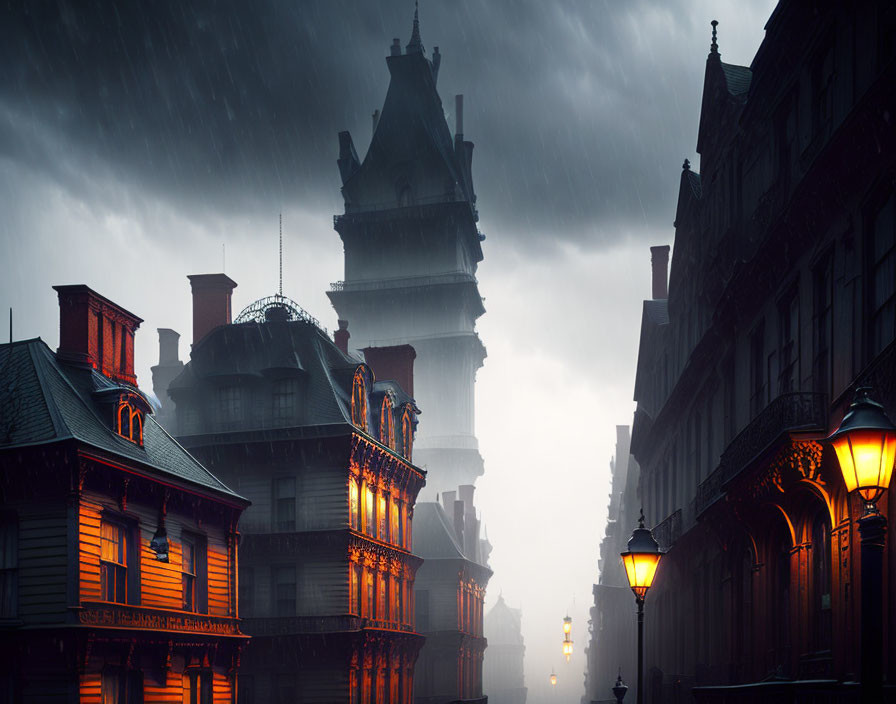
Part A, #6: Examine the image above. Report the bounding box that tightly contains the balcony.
[74,602,244,638]
[653,509,682,550]
[696,392,827,516]
[241,614,416,636]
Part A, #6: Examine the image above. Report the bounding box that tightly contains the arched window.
[349,478,360,531]
[811,509,832,652]
[380,395,395,448]
[351,369,367,431]
[401,407,414,461]
[116,397,143,446]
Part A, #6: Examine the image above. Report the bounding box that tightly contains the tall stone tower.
[329,7,486,498]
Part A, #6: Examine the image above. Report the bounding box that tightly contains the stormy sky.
[0,0,776,699]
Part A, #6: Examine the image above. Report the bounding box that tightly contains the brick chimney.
[361,344,416,398]
[157,328,180,365]
[188,274,237,346]
[53,285,143,386]
[334,319,350,355]
[650,245,671,300]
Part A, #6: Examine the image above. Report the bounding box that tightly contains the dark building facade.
[624,3,896,702]
[0,285,248,703]
[164,280,426,703]
[483,595,527,704]
[413,490,491,704]
[582,426,639,704]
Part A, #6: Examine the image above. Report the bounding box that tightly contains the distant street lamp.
[827,387,896,704]
[621,510,662,704]
[563,615,572,635]
[550,669,557,686]
[562,637,573,662]
[612,672,628,703]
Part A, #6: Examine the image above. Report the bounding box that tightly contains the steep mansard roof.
[412,502,466,560]
[338,23,475,210]
[169,316,419,439]
[0,338,243,502]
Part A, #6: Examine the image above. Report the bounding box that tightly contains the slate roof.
[685,169,703,199]
[721,62,752,98]
[0,338,244,502]
[411,502,465,560]
[645,299,670,325]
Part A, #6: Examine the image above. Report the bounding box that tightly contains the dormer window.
[380,395,395,449]
[401,407,414,461]
[351,368,368,431]
[116,395,144,446]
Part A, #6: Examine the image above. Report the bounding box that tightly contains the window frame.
[0,514,17,619]
[274,476,297,533]
[351,368,368,431]
[100,518,130,604]
[273,564,296,617]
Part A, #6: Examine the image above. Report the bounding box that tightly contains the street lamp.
[827,386,896,704]
[562,637,573,662]
[550,669,557,686]
[563,615,572,635]
[621,509,662,704]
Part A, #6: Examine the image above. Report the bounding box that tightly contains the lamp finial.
[710,20,719,54]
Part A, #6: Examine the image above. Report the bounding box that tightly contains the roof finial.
[710,20,718,54]
[682,158,690,171]
[638,507,646,529]
[279,212,283,297]
[406,0,424,54]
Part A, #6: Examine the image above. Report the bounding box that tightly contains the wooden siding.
[79,490,234,616]
[81,667,235,703]
[17,506,68,623]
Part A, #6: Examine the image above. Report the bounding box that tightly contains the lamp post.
[621,510,662,704]
[827,387,896,704]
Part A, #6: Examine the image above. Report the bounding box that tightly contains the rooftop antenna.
[279,212,283,297]
[222,243,226,273]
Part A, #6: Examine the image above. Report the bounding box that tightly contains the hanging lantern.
[827,387,896,505]
[562,637,573,661]
[562,615,572,635]
[550,670,557,686]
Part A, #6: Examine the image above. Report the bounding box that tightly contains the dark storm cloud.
[0,0,734,245]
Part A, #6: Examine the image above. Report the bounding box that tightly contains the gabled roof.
[412,502,465,560]
[0,338,243,502]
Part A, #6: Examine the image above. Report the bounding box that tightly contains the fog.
[0,1,776,700]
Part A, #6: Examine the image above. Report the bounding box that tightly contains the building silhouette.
[484,594,527,704]
[328,6,486,499]
[163,278,426,703]
[0,285,248,702]
[614,3,896,701]
[582,427,639,704]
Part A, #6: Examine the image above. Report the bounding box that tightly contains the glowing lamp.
[620,512,662,600]
[550,671,557,686]
[562,615,572,635]
[828,387,896,505]
[562,638,573,661]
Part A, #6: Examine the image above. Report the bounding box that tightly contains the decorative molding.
[78,603,243,637]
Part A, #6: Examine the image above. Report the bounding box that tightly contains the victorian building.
[413,489,491,704]
[582,427,639,704]
[330,9,494,700]
[626,3,896,702]
[162,275,426,703]
[484,594,527,704]
[0,285,248,702]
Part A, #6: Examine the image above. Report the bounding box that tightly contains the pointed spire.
[406,1,424,54]
[710,20,719,54]
[682,158,690,171]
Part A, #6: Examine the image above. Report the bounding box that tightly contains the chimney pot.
[335,319,351,355]
[391,38,401,56]
[650,245,671,300]
[188,273,237,346]
[361,344,416,398]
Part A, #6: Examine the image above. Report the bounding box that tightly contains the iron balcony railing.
[696,392,827,516]
[653,509,682,551]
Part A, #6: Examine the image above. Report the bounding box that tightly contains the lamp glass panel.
[834,430,896,502]
[622,551,661,596]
